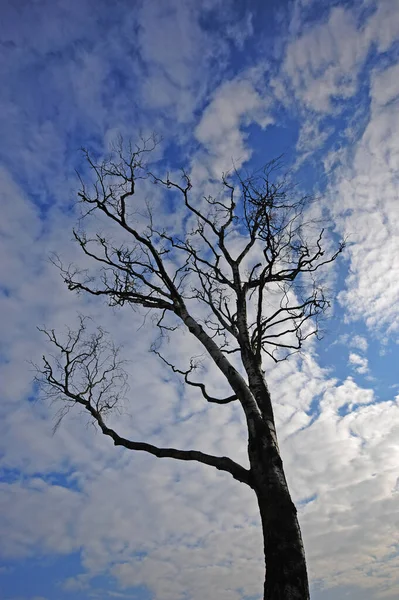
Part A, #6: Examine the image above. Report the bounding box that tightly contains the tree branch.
[152,349,238,405]
[35,322,252,488]
[87,403,252,486]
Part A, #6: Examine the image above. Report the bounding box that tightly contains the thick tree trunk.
[257,486,309,600]
[249,429,310,600]
[237,346,309,599]
[178,305,309,598]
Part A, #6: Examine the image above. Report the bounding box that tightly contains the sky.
[1,0,399,599]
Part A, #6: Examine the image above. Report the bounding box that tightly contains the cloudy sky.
[1,0,399,599]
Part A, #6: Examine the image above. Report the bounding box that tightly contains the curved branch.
[36,324,252,488]
[184,376,238,404]
[85,401,252,486]
[152,349,238,405]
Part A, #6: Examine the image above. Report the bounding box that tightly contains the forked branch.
[152,349,238,405]
[45,138,345,427]
[35,320,252,487]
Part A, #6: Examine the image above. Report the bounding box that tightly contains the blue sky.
[1,0,399,599]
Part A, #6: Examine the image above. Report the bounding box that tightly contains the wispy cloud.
[349,352,369,374]
[1,1,399,599]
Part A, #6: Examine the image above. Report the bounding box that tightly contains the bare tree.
[36,137,344,600]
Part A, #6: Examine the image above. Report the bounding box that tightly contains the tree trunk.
[179,306,309,597]
[249,429,310,600]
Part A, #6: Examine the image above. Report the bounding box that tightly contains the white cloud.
[3,350,399,599]
[349,352,369,374]
[135,0,222,123]
[285,389,399,595]
[0,479,81,558]
[280,0,399,167]
[371,62,399,108]
[333,85,399,335]
[283,6,368,112]
[365,0,399,54]
[193,73,273,180]
[225,11,254,50]
[283,0,399,116]
[350,335,368,352]
[1,1,399,599]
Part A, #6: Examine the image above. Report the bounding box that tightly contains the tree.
[36,137,344,600]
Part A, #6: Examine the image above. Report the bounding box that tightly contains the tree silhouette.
[37,137,344,599]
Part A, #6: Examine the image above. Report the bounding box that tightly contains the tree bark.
[176,303,309,598]
[249,423,310,600]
